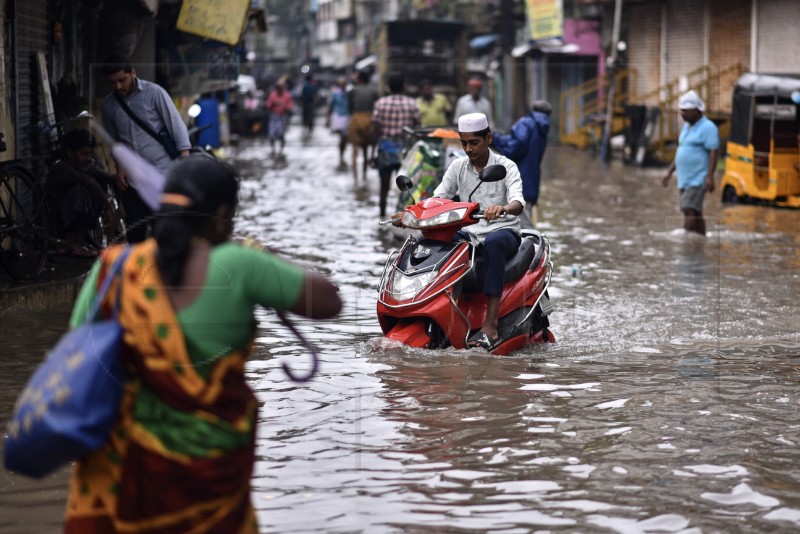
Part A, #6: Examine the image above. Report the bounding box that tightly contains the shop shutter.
[756,0,800,74]
[14,0,49,178]
[708,0,750,112]
[627,2,661,105]
[665,0,705,86]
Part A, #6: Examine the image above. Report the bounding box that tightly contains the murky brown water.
[2,122,799,533]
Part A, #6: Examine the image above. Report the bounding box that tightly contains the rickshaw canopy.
[729,73,800,146]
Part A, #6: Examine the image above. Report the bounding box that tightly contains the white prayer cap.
[678,90,705,112]
[458,113,489,133]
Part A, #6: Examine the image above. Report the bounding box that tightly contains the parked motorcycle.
[394,126,466,213]
[377,165,554,356]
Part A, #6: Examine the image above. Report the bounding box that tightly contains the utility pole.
[600,0,623,163]
[500,0,514,131]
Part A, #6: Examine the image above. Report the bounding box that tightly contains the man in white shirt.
[453,79,494,129]
[433,113,524,350]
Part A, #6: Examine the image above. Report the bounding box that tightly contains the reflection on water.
[1,127,800,533]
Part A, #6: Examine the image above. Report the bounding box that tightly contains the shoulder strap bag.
[114,93,180,159]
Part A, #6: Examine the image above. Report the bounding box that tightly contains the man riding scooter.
[395,112,524,350]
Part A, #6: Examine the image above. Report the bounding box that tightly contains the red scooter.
[377,165,554,356]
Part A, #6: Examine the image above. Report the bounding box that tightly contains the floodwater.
[1,121,799,533]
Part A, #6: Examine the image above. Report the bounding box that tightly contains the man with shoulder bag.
[101,53,190,243]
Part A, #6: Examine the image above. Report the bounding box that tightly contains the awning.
[512,39,581,57]
[355,54,377,71]
[469,34,499,50]
[512,43,535,58]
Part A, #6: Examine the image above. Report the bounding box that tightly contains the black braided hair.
[152,156,239,286]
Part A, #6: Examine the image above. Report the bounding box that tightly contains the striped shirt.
[102,79,191,174]
[372,94,420,139]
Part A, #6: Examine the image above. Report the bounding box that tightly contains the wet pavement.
[1,118,800,533]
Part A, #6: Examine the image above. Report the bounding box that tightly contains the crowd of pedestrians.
[44,60,557,251]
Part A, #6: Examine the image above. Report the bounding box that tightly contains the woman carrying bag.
[64,156,341,533]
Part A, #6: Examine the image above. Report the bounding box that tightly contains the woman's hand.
[290,271,342,319]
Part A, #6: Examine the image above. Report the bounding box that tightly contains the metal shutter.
[14,0,49,178]
[665,0,705,85]
[627,2,662,105]
[756,0,800,73]
[708,0,750,112]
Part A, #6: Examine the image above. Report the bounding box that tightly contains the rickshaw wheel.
[722,185,742,204]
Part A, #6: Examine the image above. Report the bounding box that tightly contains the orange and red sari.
[65,242,258,533]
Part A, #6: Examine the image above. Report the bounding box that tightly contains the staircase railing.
[559,68,635,149]
[640,63,746,162]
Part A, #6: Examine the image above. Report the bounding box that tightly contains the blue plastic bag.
[377,138,403,169]
[3,248,130,478]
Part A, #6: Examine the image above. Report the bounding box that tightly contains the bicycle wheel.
[0,166,50,280]
[86,190,127,250]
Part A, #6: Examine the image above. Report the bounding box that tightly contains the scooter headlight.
[388,269,437,300]
[402,208,467,229]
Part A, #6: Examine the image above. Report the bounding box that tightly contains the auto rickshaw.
[721,73,800,207]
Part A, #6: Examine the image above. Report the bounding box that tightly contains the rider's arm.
[505,200,523,215]
[432,159,461,199]
[503,160,526,210]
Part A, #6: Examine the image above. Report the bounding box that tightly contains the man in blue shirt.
[662,90,719,235]
[101,54,190,243]
[492,100,551,228]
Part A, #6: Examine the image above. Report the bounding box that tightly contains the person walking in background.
[300,74,318,135]
[64,156,342,534]
[101,53,190,243]
[454,78,493,128]
[326,76,350,171]
[46,129,121,256]
[416,79,452,128]
[492,100,552,228]
[266,77,293,159]
[372,71,420,217]
[662,90,719,236]
[348,70,380,182]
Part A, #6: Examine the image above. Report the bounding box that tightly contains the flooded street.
[2,120,800,533]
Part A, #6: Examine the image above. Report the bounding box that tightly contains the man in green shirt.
[416,80,452,128]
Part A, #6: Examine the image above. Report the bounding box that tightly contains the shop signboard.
[176,0,251,46]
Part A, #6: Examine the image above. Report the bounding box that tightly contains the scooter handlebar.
[472,211,507,220]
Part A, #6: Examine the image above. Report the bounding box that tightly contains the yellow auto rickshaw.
[721,73,800,207]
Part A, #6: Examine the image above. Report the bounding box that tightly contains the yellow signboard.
[526,0,563,41]
[176,0,251,46]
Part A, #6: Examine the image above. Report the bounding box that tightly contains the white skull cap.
[458,112,489,133]
[678,90,705,112]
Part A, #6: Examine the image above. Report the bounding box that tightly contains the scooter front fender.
[385,320,430,348]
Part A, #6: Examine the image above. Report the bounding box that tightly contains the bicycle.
[84,182,127,250]
[580,112,607,157]
[36,115,128,252]
[0,134,51,280]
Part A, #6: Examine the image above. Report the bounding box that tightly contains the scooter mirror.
[479,164,507,183]
[396,175,413,192]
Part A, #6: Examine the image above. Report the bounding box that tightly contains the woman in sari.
[64,156,341,533]
[265,78,293,158]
